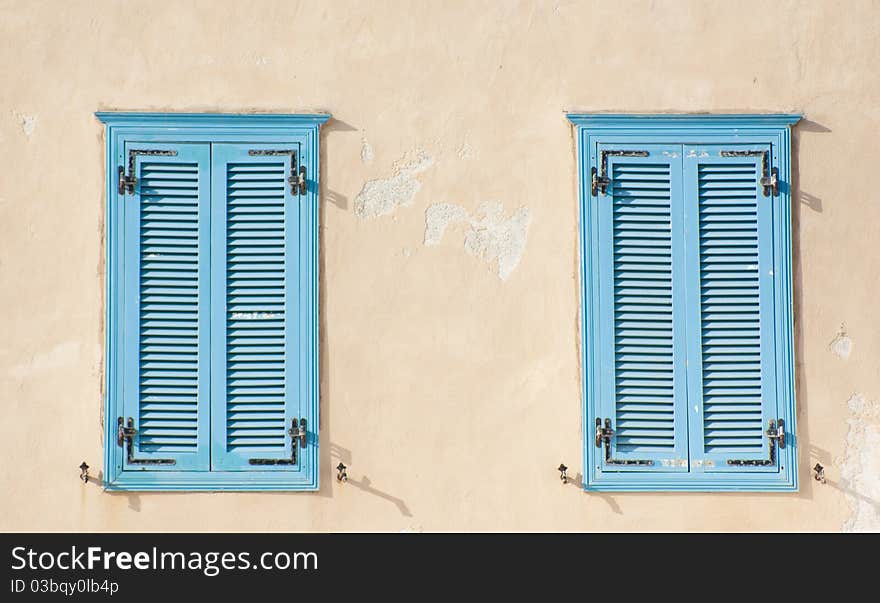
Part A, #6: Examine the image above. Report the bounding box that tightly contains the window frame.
[97,113,330,491]
[567,114,801,492]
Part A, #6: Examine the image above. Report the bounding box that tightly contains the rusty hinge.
[116,417,176,466]
[292,165,307,196]
[727,418,785,467]
[595,418,654,466]
[247,149,305,195]
[118,149,178,195]
[249,418,307,466]
[118,166,136,195]
[591,150,650,196]
[719,150,778,197]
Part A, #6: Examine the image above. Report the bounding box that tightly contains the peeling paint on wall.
[829,323,852,360]
[840,393,880,532]
[13,111,36,137]
[424,201,531,281]
[354,150,433,219]
[457,142,475,160]
[360,137,374,164]
[424,203,470,246]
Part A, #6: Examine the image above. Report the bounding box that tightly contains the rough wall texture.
[1,0,878,531]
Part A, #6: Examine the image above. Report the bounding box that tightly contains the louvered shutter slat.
[211,144,303,470]
[598,146,689,470]
[684,147,778,471]
[122,143,211,470]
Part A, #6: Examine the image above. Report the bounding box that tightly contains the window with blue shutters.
[568,114,800,491]
[98,113,329,491]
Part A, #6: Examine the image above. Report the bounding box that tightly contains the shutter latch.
[249,418,307,466]
[116,417,176,466]
[595,418,654,466]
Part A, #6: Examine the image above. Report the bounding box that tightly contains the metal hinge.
[719,150,778,197]
[727,418,785,467]
[116,417,176,466]
[595,418,654,466]
[292,165,307,196]
[118,167,137,195]
[591,150,650,196]
[249,418,307,466]
[118,149,178,195]
[248,149,306,195]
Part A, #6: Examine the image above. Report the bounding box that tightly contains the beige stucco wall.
[1,0,878,531]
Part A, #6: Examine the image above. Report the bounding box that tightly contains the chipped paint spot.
[424,203,470,246]
[13,111,36,137]
[662,151,679,158]
[829,323,853,360]
[457,142,475,160]
[231,312,282,320]
[424,201,531,281]
[661,459,688,467]
[401,247,412,258]
[360,137,374,164]
[686,149,697,158]
[840,393,880,532]
[354,150,433,219]
[699,151,709,157]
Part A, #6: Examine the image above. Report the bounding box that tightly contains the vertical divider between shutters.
[209,144,228,470]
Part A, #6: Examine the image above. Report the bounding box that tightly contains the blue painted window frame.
[97,113,330,491]
[567,114,801,492]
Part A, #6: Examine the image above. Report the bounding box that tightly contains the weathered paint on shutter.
[597,145,689,471]
[683,145,779,472]
[121,142,211,470]
[210,143,303,471]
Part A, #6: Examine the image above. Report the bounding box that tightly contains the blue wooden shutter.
[683,145,779,472]
[210,143,306,471]
[596,144,689,471]
[121,142,211,470]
